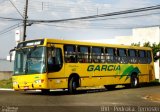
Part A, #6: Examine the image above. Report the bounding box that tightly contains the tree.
[143,41,151,47]
[131,42,141,47]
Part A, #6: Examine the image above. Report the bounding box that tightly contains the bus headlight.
[35,79,44,84]
[13,81,18,85]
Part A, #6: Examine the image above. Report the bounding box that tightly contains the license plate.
[24,86,29,89]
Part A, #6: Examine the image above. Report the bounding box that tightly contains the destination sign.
[17,39,44,48]
[26,41,41,46]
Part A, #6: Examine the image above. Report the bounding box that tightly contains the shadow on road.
[140,82,160,87]
[22,82,159,96]
[22,87,126,96]
[22,89,107,96]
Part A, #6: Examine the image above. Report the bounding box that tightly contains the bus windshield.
[14,46,46,75]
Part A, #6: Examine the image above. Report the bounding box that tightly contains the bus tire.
[104,85,116,90]
[68,77,77,94]
[131,74,139,88]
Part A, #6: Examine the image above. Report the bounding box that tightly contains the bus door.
[47,44,65,80]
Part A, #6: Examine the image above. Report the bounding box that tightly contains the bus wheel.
[68,77,77,94]
[104,85,116,90]
[131,74,139,88]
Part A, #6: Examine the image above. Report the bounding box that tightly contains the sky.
[0,0,160,58]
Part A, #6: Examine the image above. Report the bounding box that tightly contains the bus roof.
[18,38,152,50]
[45,38,152,50]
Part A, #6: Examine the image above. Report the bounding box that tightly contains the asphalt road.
[0,85,159,112]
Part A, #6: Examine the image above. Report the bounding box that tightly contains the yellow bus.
[11,38,155,93]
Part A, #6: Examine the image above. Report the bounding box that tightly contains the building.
[0,59,13,80]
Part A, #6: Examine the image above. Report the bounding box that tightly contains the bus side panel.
[80,64,131,87]
[95,76,130,86]
[148,63,155,82]
[66,63,94,86]
[80,75,131,87]
[48,78,68,89]
[137,64,149,83]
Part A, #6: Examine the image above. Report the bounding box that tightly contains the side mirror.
[157,51,160,56]
[154,51,160,61]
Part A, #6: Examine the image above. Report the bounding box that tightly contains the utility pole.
[23,0,28,41]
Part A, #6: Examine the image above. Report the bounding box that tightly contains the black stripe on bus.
[48,76,89,79]
[48,74,148,79]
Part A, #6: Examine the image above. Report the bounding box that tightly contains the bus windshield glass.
[14,46,46,75]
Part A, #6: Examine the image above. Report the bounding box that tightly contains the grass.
[150,79,159,83]
[0,78,13,88]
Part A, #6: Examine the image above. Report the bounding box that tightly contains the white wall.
[132,27,160,44]
[115,36,132,45]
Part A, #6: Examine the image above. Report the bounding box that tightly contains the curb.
[0,88,14,91]
[0,88,63,92]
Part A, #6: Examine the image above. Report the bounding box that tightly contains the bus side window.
[92,47,103,63]
[117,48,128,64]
[105,48,116,63]
[55,48,63,65]
[128,49,137,64]
[64,45,76,63]
[147,51,152,63]
[138,50,147,64]
[101,49,105,63]
[77,46,90,63]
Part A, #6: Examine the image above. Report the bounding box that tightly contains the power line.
[0,22,23,33]
[0,23,20,33]
[1,4,160,36]
[1,4,160,23]
[0,22,23,36]
[34,23,160,30]
[0,16,23,21]
[86,11,160,21]
[28,4,160,23]
[8,0,24,19]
